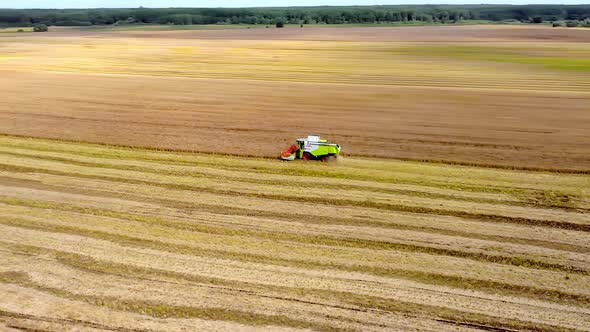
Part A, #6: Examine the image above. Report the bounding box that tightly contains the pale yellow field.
[3,30,590,90]
[0,136,589,331]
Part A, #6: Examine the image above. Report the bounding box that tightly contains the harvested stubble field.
[1,25,590,331]
[0,135,589,331]
[0,25,590,170]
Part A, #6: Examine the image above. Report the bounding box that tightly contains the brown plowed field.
[1,25,589,171]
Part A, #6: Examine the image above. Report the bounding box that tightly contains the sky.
[3,1,589,9]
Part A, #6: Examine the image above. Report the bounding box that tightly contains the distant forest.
[1,5,590,27]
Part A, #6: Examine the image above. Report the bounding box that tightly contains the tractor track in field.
[12,203,590,276]
[0,137,587,205]
[2,214,587,282]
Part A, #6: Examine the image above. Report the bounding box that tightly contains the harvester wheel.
[303,152,313,160]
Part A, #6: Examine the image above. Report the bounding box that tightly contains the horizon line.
[4,4,590,10]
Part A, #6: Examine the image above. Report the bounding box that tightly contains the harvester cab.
[281,135,341,161]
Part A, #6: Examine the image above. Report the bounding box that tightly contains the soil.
[0,70,588,171]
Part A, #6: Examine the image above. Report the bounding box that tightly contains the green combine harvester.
[280,135,341,161]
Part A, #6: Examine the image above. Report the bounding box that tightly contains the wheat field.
[0,135,589,331]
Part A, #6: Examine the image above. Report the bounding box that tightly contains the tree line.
[1,5,590,27]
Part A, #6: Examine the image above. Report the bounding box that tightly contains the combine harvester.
[281,135,341,161]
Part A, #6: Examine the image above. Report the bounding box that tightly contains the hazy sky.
[4,1,590,9]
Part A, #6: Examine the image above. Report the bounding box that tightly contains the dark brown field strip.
[1,162,587,234]
[1,219,589,310]
[1,196,588,275]
[0,263,578,332]
[333,132,536,150]
[2,190,587,256]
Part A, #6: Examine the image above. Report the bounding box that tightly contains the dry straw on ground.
[0,136,589,331]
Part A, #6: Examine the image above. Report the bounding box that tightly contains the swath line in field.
[2,197,588,276]
[0,269,576,332]
[0,162,586,233]
[5,147,587,212]
[0,272,344,332]
[1,213,589,296]
[1,192,586,255]
[0,149,540,209]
